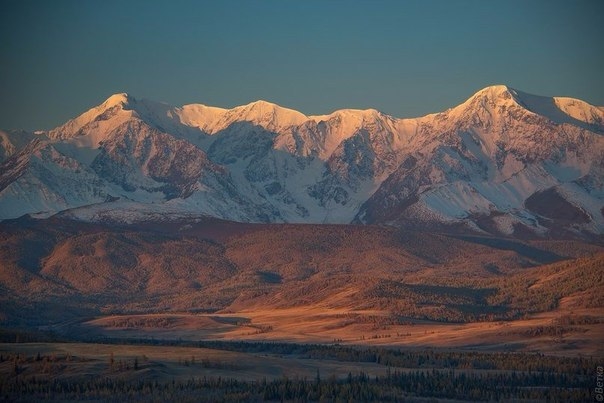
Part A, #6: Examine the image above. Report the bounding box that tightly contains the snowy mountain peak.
[209,99,309,133]
[310,108,391,127]
[238,99,308,122]
[553,97,604,128]
[475,84,513,96]
[467,85,519,106]
[175,103,227,132]
[450,85,560,125]
[461,86,604,130]
[102,92,132,109]
[245,99,280,109]
[47,93,137,142]
[2,85,603,239]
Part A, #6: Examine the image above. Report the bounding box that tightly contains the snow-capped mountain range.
[1,85,603,238]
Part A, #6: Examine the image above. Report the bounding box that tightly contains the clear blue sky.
[1,0,603,131]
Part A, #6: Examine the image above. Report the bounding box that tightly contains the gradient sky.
[1,0,603,131]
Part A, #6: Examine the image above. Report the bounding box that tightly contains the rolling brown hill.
[1,215,602,334]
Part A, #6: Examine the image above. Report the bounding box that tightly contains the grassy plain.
[82,305,604,357]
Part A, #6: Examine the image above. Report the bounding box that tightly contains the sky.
[1,0,603,131]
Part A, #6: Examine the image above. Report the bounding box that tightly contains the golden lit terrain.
[1,216,602,357]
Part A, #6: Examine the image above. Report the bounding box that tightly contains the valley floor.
[77,305,604,358]
[2,296,601,401]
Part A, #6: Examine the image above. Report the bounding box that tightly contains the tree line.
[1,366,591,402]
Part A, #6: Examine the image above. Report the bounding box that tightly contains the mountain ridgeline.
[1,85,603,239]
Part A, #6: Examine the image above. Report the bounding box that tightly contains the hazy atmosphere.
[1,0,603,130]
